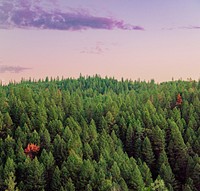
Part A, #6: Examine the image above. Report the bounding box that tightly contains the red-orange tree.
[24,143,40,159]
[176,93,183,106]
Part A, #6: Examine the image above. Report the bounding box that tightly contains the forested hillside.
[0,76,200,191]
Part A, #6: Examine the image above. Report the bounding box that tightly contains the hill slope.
[0,76,200,191]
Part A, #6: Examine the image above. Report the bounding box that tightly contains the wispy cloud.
[0,65,31,73]
[0,0,144,31]
[80,41,108,54]
[162,25,200,31]
[80,41,119,54]
[180,26,200,30]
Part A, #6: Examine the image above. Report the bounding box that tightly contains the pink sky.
[0,0,200,84]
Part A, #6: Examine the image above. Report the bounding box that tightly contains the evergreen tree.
[159,163,176,190]
[3,157,15,181]
[168,121,188,185]
[40,149,55,190]
[66,150,83,181]
[50,166,61,191]
[40,128,51,151]
[150,125,165,160]
[191,162,200,191]
[125,124,134,156]
[150,176,168,191]
[53,134,67,166]
[4,172,18,191]
[4,135,15,159]
[110,161,121,182]
[79,160,95,190]
[22,157,45,191]
[65,178,75,191]
[142,136,155,170]
[138,161,153,187]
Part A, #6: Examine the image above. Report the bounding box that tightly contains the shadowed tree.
[51,166,61,191]
[168,121,188,187]
[142,136,155,170]
[22,157,45,191]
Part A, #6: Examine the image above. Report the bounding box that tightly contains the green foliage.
[50,166,61,191]
[142,136,155,170]
[149,176,168,191]
[21,157,45,191]
[4,172,18,191]
[3,157,15,180]
[159,163,176,190]
[0,76,199,191]
[138,161,153,187]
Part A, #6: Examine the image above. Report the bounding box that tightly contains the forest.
[0,75,199,191]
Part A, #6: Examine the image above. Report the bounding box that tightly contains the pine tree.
[150,125,165,160]
[53,134,67,166]
[83,142,93,160]
[138,161,153,187]
[150,176,168,191]
[40,149,55,190]
[51,166,61,191]
[3,112,13,136]
[168,121,188,185]
[191,163,200,191]
[66,150,83,181]
[119,178,129,191]
[40,128,51,151]
[79,160,95,190]
[110,161,121,182]
[121,158,145,190]
[99,179,113,191]
[125,125,134,156]
[142,137,155,170]
[65,178,75,191]
[23,157,45,191]
[14,126,27,148]
[3,157,15,181]
[159,163,176,190]
[4,172,18,191]
[4,135,15,159]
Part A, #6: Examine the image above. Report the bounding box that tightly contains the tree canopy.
[0,76,200,191]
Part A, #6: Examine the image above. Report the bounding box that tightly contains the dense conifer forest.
[0,76,200,191]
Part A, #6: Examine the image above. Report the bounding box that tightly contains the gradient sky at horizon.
[0,0,200,84]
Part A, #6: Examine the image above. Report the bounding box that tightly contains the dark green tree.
[50,166,61,191]
[168,121,188,185]
[142,136,155,170]
[22,157,45,191]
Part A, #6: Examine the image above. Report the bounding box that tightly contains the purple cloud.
[0,65,31,73]
[0,1,144,31]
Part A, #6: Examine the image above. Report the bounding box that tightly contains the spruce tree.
[142,136,155,170]
[50,166,61,191]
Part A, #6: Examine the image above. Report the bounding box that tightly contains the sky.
[0,0,200,84]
